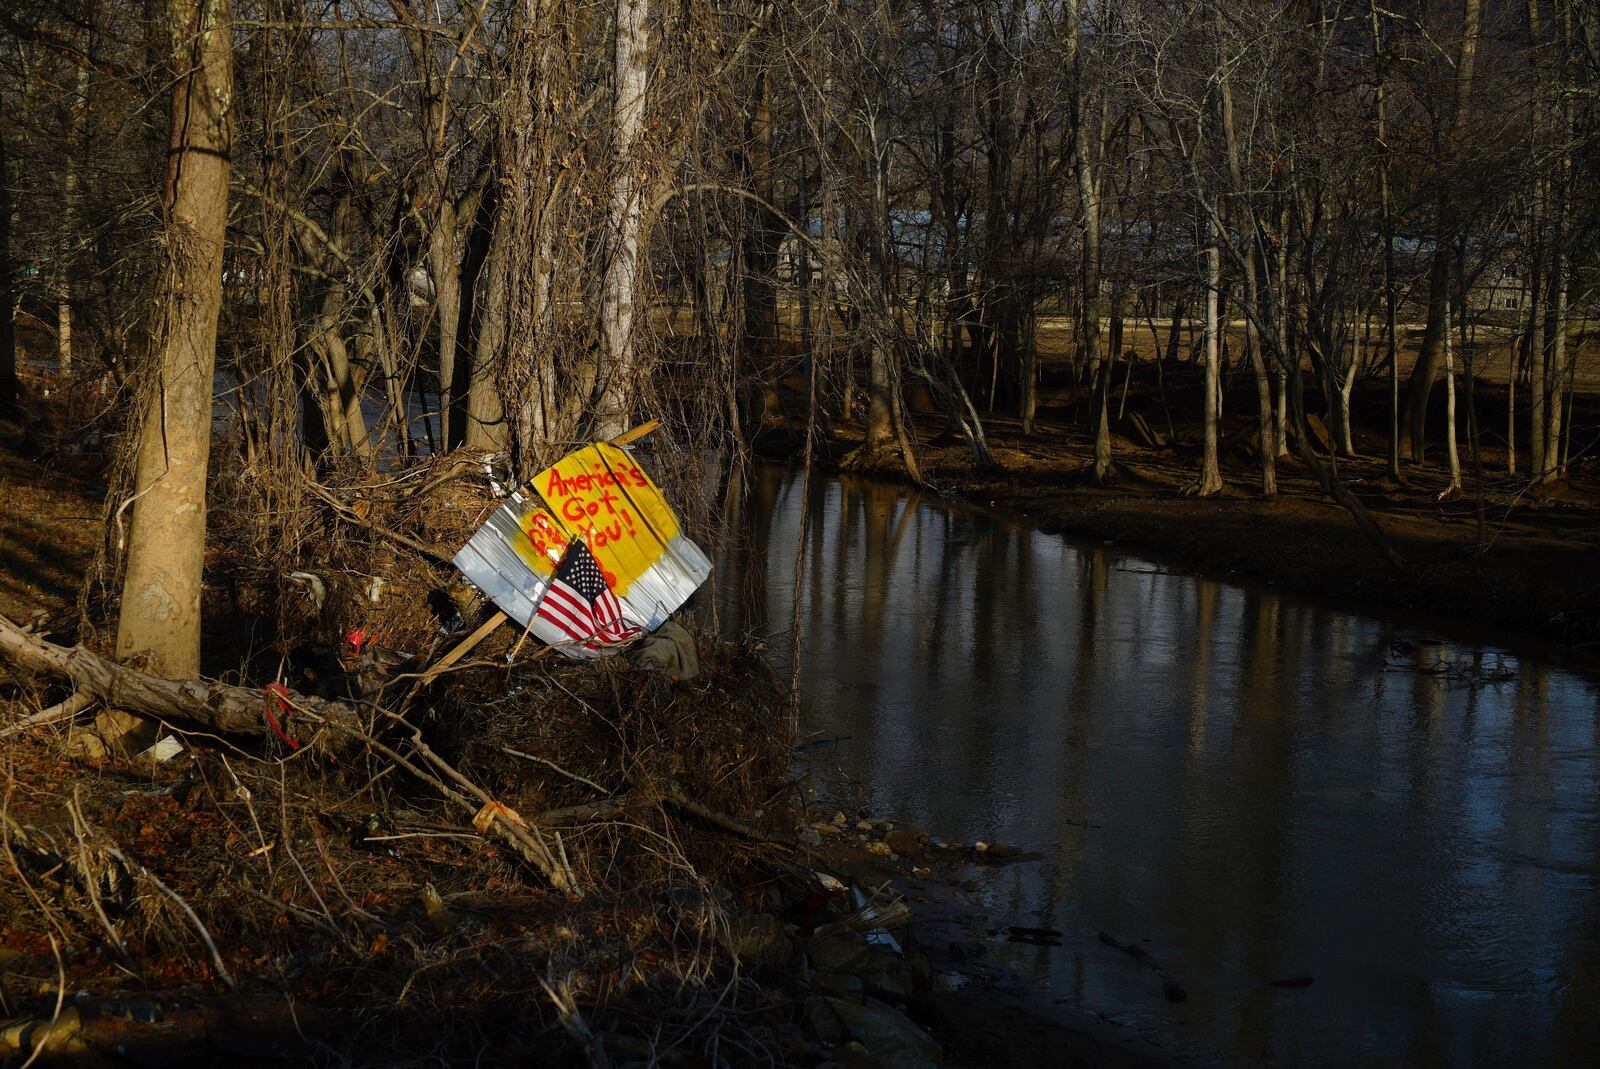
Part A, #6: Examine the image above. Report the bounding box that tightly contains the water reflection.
[711,464,1600,1068]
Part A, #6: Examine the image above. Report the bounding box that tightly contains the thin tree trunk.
[1340,320,1360,457]
[58,60,89,376]
[116,0,233,679]
[0,98,15,415]
[1068,0,1110,481]
[595,0,650,439]
[1402,0,1480,461]
[1443,298,1461,495]
[1274,203,1290,457]
[1543,0,1575,481]
[1544,265,1567,479]
[1372,0,1401,480]
[464,214,505,454]
[1194,238,1222,496]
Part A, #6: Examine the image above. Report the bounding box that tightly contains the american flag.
[534,540,641,647]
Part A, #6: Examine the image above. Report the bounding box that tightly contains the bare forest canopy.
[1,0,1598,522]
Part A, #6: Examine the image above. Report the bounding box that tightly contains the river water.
[709,464,1599,1068]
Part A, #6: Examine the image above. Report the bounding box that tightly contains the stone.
[805,996,942,1069]
[730,913,792,970]
[883,828,927,860]
[983,842,1020,860]
[811,968,865,1000]
[856,945,913,1000]
[864,840,893,857]
[832,811,848,826]
[800,827,824,847]
[808,923,869,973]
[856,820,875,832]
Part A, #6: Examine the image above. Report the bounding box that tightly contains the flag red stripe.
[537,583,596,641]
[540,600,593,639]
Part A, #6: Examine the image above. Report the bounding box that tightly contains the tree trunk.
[1372,0,1401,480]
[1216,32,1275,496]
[1195,239,1222,496]
[1068,0,1110,481]
[1443,298,1461,494]
[465,206,509,452]
[1339,321,1360,457]
[1402,0,1479,461]
[1526,194,1547,477]
[57,61,89,376]
[1541,0,1575,482]
[115,0,233,679]
[594,0,651,440]
[741,67,782,368]
[1274,204,1289,457]
[430,203,460,448]
[0,101,15,415]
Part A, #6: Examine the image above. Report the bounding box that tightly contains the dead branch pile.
[0,457,817,1067]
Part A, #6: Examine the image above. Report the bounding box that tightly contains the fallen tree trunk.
[0,611,578,894]
[0,612,359,746]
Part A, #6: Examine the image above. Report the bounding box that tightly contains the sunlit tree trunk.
[595,0,650,439]
[1442,298,1461,495]
[116,0,233,678]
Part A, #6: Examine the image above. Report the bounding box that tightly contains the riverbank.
[1,400,1194,1068]
[759,361,1600,666]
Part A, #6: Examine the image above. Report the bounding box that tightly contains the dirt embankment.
[764,359,1600,665]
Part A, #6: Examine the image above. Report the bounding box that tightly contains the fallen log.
[0,612,577,893]
[0,611,359,746]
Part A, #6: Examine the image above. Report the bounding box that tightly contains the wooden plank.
[417,610,507,684]
[609,419,660,447]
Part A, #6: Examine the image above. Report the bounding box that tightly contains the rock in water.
[805,996,942,1069]
[883,827,927,860]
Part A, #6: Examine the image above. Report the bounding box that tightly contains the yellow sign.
[511,443,681,598]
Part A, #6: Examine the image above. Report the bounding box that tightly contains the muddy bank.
[757,363,1600,666]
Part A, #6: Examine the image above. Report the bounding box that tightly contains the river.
[709,463,1599,1067]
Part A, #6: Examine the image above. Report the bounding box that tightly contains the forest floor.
[761,355,1600,666]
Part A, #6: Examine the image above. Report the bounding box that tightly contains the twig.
[100,844,237,990]
[0,690,95,738]
[540,976,612,1069]
[502,747,609,794]
[302,479,452,564]
[13,935,66,1069]
[660,786,792,849]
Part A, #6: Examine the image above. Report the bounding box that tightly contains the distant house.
[1467,252,1529,318]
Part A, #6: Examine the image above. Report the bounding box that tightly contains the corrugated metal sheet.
[452,448,710,659]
